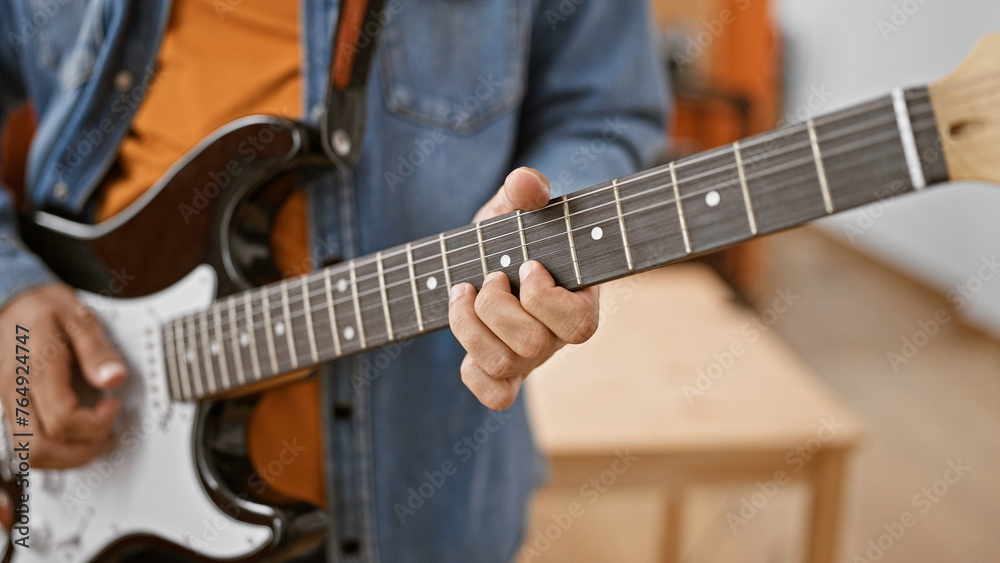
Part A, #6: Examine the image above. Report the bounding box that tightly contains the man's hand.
[449,167,600,411]
[0,284,126,469]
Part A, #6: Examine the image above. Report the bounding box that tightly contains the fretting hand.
[448,168,601,410]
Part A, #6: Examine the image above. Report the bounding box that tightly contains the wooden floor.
[755,226,1000,563]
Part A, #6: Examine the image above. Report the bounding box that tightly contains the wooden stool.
[521,265,862,563]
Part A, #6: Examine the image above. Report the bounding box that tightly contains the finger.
[33,384,122,444]
[448,283,536,379]
[475,272,559,359]
[473,167,551,222]
[32,342,121,442]
[519,261,601,345]
[459,354,525,411]
[24,432,110,470]
[60,300,127,391]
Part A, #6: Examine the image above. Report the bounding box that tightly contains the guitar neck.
[164,86,949,401]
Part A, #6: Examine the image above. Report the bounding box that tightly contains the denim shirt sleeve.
[0,6,59,311]
[517,0,669,196]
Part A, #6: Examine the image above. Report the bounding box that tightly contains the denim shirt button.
[393,86,413,106]
[114,70,133,92]
[339,538,361,554]
[53,182,69,202]
[333,402,353,420]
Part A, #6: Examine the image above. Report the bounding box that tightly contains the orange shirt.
[97,0,323,506]
[97,0,300,221]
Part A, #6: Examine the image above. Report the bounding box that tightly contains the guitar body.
[22,116,317,298]
[16,116,329,561]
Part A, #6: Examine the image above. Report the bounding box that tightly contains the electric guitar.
[5,34,1000,563]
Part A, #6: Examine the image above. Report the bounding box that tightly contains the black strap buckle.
[319,0,387,169]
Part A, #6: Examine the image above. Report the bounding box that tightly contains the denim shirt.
[0,1,667,561]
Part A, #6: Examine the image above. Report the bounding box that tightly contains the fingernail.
[519,260,539,282]
[484,271,504,285]
[95,362,125,386]
[449,284,467,304]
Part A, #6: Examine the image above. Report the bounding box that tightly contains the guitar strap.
[320,0,388,170]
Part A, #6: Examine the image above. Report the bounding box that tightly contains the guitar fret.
[212,303,230,390]
[670,162,693,255]
[816,96,916,210]
[733,141,759,236]
[280,280,298,369]
[807,119,835,214]
[522,198,576,287]
[261,289,279,374]
[244,292,262,380]
[178,319,193,399]
[439,233,452,289]
[891,88,927,191]
[166,320,185,400]
[612,179,634,271]
[516,210,529,261]
[411,236,450,331]
[323,269,343,356]
[349,261,367,349]
[186,315,203,397]
[376,252,395,341]
[475,222,488,277]
[406,243,425,333]
[198,312,216,395]
[562,197,582,286]
[228,297,246,386]
[674,146,754,252]
[301,276,319,363]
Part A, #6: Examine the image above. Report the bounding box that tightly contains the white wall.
[775,0,1000,336]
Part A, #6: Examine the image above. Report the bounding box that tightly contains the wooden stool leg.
[660,489,683,563]
[805,449,849,563]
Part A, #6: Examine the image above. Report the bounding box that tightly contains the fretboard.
[164,86,948,401]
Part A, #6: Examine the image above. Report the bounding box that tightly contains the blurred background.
[519,1,1000,562]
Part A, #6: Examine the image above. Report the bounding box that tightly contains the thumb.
[474,167,551,222]
[64,303,127,391]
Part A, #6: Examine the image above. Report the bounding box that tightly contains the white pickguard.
[10,266,274,562]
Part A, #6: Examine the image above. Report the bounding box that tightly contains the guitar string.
[263,133,910,345]
[215,92,938,312]
[171,72,1000,391]
[211,105,934,331]
[189,110,940,361]
[347,76,983,265]
[179,127,985,395]
[248,126,923,340]
[302,97,939,294]
[166,71,1000,357]
[182,110,944,371]
[204,112,937,337]
[172,78,1000,390]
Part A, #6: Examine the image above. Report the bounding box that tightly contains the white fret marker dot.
[336,278,348,293]
[426,276,438,290]
[185,350,194,364]
[706,190,721,207]
[591,227,604,240]
[274,322,285,337]
[343,326,356,341]
[500,255,511,268]
[210,342,219,356]
[239,333,250,347]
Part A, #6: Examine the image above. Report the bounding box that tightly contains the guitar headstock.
[928,34,1000,184]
